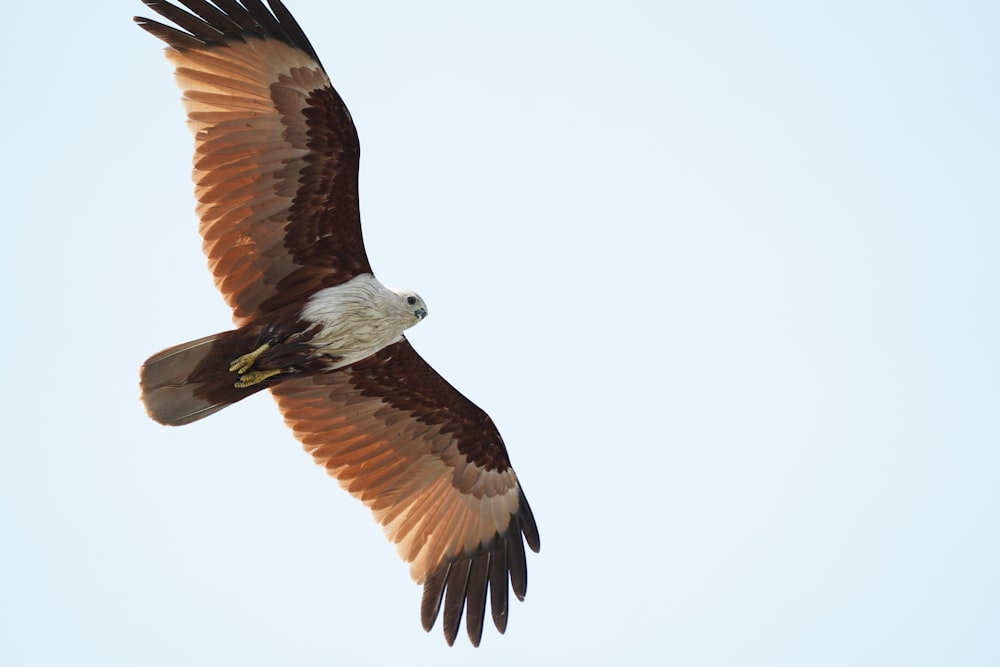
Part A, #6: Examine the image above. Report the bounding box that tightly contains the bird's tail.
[140,329,269,426]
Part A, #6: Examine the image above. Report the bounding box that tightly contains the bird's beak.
[415,308,428,320]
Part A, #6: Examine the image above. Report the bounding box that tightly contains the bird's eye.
[406,296,417,305]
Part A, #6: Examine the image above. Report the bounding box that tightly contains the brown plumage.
[135,0,539,646]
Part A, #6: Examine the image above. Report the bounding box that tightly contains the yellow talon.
[233,368,282,388]
[229,343,271,374]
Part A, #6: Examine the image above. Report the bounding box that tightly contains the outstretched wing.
[270,339,540,646]
[136,0,371,326]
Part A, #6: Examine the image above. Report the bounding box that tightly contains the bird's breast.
[299,274,408,368]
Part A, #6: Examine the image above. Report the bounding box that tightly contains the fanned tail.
[140,329,268,426]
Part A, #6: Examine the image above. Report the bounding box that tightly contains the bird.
[134,0,539,646]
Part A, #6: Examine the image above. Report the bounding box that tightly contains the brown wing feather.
[270,340,540,646]
[136,0,371,326]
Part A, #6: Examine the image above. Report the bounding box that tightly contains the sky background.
[2,0,999,664]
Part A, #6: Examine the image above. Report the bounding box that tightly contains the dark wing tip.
[518,489,541,553]
[465,551,490,646]
[420,563,449,633]
[507,529,529,601]
[488,539,509,634]
[134,0,321,62]
[265,0,318,59]
[464,552,490,647]
[420,490,540,645]
[134,16,206,50]
[442,557,472,646]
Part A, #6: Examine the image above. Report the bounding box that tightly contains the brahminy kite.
[134,0,539,646]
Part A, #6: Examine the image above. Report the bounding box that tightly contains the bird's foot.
[229,343,271,374]
[233,368,282,388]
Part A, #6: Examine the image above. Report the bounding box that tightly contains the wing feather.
[442,556,472,645]
[464,552,490,646]
[393,476,453,560]
[271,340,539,642]
[489,539,509,633]
[420,563,449,632]
[173,0,245,36]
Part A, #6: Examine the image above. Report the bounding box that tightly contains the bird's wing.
[270,339,540,646]
[136,0,371,326]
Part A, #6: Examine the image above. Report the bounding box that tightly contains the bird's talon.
[233,368,282,388]
[229,343,271,374]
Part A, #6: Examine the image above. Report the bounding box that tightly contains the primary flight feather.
[134,0,539,646]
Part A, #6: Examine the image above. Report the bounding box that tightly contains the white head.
[390,288,429,325]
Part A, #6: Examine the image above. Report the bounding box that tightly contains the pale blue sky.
[2,1,998,665]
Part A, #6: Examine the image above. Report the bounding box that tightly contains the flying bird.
[134,0,539,646]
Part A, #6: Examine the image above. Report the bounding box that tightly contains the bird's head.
[390,288,429,324]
